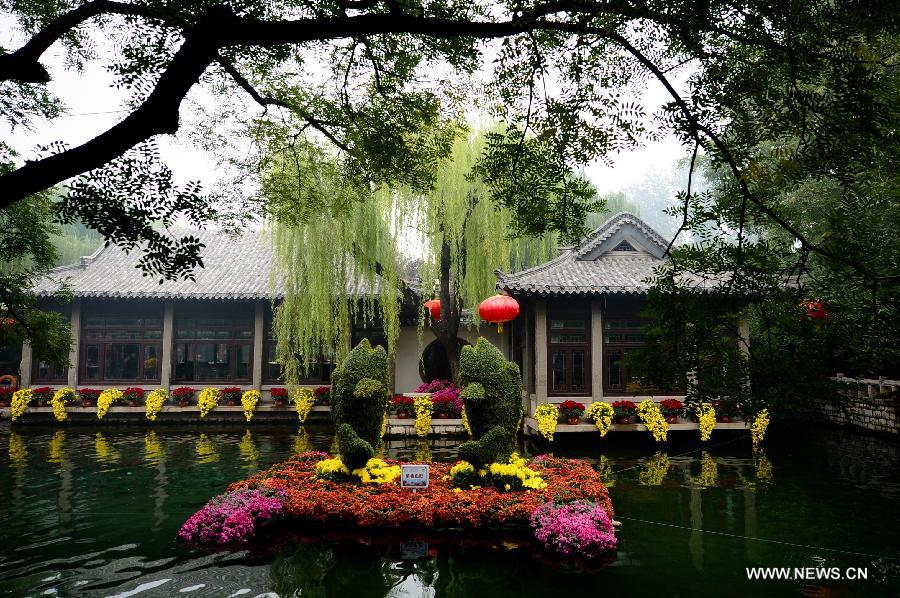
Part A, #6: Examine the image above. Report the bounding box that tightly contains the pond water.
[0,423,898,597]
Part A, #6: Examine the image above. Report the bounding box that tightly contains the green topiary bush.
[457,337,524,465]
[458,426,513,469]
[337,423,375,470]
[330,339,391,449]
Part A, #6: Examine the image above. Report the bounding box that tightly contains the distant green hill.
[51,221,103,266]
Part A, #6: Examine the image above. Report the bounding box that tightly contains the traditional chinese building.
[5,213,745,416]
[498,212,750,416]
[12,230,503,399]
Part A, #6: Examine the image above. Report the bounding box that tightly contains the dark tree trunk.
[434,235,462,383]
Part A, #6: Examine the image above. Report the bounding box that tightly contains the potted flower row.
[391,395,415,418]
[713,399,741,423]
[559,400,586,424]
[390,395,462,419]
[612,400,637,424]
[314,386,330,406]
[659,399,684,424]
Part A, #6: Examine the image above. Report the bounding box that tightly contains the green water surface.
[0,423,897,597]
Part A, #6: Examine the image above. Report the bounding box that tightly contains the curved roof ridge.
[498,248,575,281]
[575,211,669,258]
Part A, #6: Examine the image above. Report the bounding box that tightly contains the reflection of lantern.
[424,299,441,320]
[803,300,829,322]
[478,294,520,333]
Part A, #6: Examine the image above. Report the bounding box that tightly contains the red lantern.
[424,299,441,321]
[478,294,520,333]
[803,300,829,322]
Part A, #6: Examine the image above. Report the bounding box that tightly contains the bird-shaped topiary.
[330,339,392,461]
[456,337,524,467]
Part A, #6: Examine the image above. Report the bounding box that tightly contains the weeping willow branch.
[266,128,558,384]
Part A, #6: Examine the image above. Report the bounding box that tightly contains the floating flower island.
[179,451,617,559]
[180,339,618,562]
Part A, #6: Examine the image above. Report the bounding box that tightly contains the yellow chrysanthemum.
[241,390,260,422]
[293,387,315,424]
[351,458,401,484]
[51,387,76,422]
[144,389,168,421]
[586,401,614,437]
[534,403,559,441]
[413,395,433,437]
[751,409,770,448]
[197,388,220,418]
[697,403,716,442]
[96,389,123,420]
[637,399,668,442]
[10,388,33,421]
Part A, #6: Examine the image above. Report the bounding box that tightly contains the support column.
[534,300,548,403]
[19,342,32,388]
[66,300,81,387]
[591,299,603,400]
[252,301,265,391]
[160,301,174,390]
[522,304,533,394]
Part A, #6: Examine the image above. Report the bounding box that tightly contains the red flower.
[314,386,331,396]
[79,388,101,399]
[559,400,585,412]
[172,387,195,400]
[123,387,145,400]
[611,400,637,418]
[32,387,54,401]
[219,387,243,402]
[270,388,289,398]
[392,395,414,407]
[659,399,683,416]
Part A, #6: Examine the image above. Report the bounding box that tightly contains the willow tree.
[266,129,595,384]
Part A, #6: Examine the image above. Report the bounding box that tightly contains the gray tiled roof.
[498,212,673,296]
[33,229,383,301]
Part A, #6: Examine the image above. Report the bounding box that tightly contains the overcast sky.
[3,15,691,210]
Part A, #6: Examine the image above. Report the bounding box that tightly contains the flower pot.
[81,399,94,408]
[127,399,139,407]
[0,400,10,408]
[436,412,450,419]
[396,410,410,419]
[566,416,580,425]
[274,399,286,408]
[718,415,731,423]
[617,416,632,425]
[36,399,48,407]
[178,399,190,407]
[226,399,238,406]
[665,415,678,424]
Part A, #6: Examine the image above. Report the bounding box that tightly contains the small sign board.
[400,464,430,489]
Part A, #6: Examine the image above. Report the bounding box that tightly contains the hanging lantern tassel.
[478,295,520,334]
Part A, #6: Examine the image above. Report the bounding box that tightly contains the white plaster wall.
[392,324,510,393]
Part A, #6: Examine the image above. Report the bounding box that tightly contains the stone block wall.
[822,395,900,435]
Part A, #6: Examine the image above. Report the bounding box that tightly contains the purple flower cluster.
[414,379,453,393]
[415,380,462,414]
[178,489,285,545]
[531,500,617,556]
